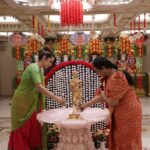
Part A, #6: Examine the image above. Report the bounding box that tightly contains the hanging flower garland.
[9,32,27,60]
[103,42,115,58]
[59,36,70,55]
[12,46,24,60]
[77,45,83,59]
[60,0,83,26]
[25,35,44,56]
[107,43,114,58]
[90,39,102,55]
[120,37,127,54]
[26,39,39,54]
[114,13,117,33]
[126,38,131,55]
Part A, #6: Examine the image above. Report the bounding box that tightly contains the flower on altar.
[48,124,60,143]
[93,128,110,142]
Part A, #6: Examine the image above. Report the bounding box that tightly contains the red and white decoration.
[60,0,83,26]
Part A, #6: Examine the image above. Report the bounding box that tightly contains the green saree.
[11,63,47,150]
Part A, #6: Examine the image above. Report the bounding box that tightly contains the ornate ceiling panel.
[0,0,149,36]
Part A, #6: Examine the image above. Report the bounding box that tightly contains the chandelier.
[49,0,92,26]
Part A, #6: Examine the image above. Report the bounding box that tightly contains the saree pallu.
[8,111,42,150]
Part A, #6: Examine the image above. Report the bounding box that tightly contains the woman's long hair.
[93,56,134,86]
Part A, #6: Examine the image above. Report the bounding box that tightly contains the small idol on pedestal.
[69,70,82,119]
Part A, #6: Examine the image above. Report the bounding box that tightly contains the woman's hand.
[35,84,65,106]
[56,97,65,106]
[78,105,86,112]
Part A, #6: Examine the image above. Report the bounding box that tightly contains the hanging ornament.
[126,38,130,54]
[136,74,143,89]
[130,21,133,35]
[41,25,44,37]
[138,15,141,31]
[26,39,39,54]
[48,15,50,31]
[77,45,82,59]
[114,13,117,33]
[59,36,69,55]
[32,16,37,33]
[136,57,143,73]
[144,13,146,30]
[134,74,145,96]
[70,32,89,45]
[32,16,35,29]
[134,20,136,32]
[8,32,27,47]
[90,39,102,55]
[120,37,126,54]
[38,22,41,35]
[107,43,113,58]
[15,46,21,60]
[17,60,24,72]
[60,0,83,26]
[137,44,144,57]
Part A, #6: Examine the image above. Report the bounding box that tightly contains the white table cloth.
[37,108,110,150]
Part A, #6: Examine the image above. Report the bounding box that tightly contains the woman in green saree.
[8,50,64,150]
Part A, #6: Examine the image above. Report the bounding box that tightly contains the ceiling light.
[57,31,101,35]
[136,13,150,22]
[0,32,33,36]
[23,32,33,36]
[98,0,133,5]
[45,14,110,23]
[0,16,19,23]
[121,30,150,34]
[0,32,13,36]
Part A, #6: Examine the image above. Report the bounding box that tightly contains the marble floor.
[0,96,150,150]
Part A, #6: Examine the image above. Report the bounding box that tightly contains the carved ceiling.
[0,0,150,37]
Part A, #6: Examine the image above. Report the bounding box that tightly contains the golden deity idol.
[69,71,82,119]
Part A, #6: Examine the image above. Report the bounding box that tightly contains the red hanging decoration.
[26,39,39,54]
[59,37,69,54]
[41,25,44,37]
[60,0,83,26]
[144,13,146,29]
[38,22,40,35]
[126,38,130,54]
[120,38,126,54]
[137,75,143,89]
[114,13,116,33]
[137,44,144,57]
[130,21,132,35]
[134,20,136,32]
[138,15,141,31]
[78,46,82,59]
[90,39,102,54]
[107,43,113,57]
[32,16,35,29]
[15,46,21,60]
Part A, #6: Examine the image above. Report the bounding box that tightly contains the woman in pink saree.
[80,57,142,150]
